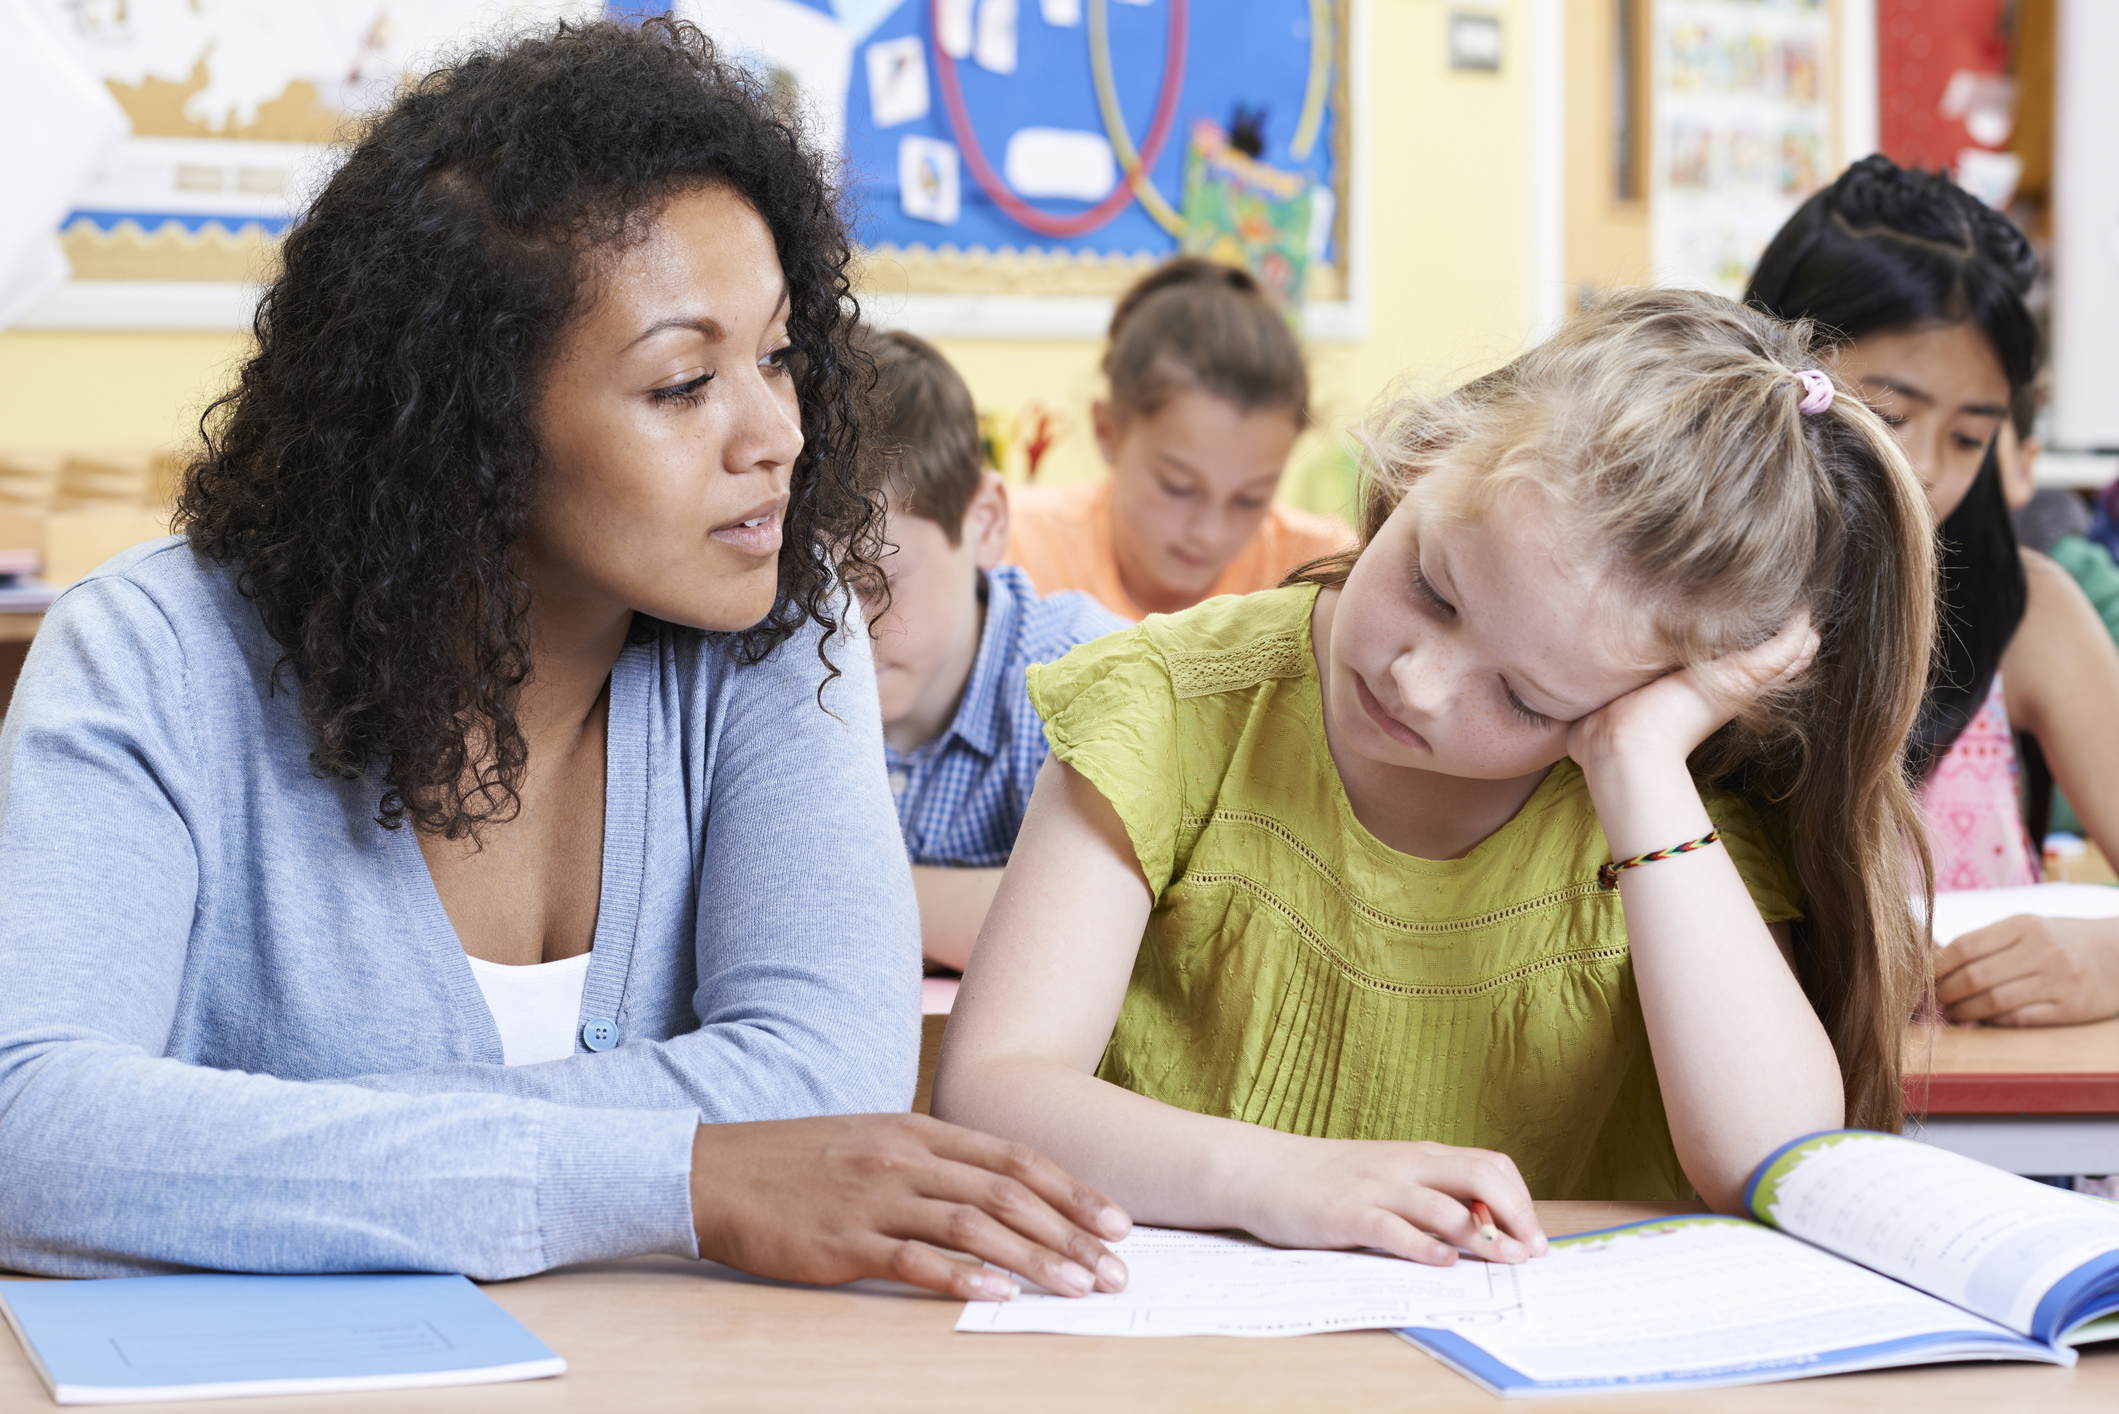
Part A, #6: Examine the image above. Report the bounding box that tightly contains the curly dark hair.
[177,18,884,838]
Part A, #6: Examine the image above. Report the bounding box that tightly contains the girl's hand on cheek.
[1568,615,1820,776]
[1235,1135,1547,1266]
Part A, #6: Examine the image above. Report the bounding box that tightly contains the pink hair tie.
[1796,369,1834,416]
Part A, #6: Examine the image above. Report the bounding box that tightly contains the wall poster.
[1650,0,1836,298]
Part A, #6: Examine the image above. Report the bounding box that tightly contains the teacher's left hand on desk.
[1936,915,2119,1025]
[688,1114,1132,1302]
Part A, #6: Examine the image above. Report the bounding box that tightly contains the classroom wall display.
[22,0,1355,336]
[679,0,1353,315]
[1649,0,1836,297]
[31,0,599,287]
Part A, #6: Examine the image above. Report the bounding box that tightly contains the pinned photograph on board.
[866,35,930,127]
[899,135,962,224]
[1038,0,1081,25]
[974,0,1018,74]
[936,0,976,58]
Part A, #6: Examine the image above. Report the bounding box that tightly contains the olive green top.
[1027,585,1803,1201]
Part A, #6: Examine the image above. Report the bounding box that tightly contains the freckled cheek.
[1441,703,1515,757]
[1438,703,1560,774]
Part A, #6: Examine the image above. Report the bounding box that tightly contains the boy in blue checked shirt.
[855,330,1128,970]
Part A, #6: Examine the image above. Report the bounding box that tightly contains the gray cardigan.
[0,540,919,1279]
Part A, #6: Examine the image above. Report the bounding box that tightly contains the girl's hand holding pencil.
[1224,1133,1548,1267]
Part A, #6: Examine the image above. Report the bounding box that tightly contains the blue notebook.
[0,1273,565,1405]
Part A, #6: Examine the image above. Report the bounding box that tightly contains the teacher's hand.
[1935,915,2119,1026]
[689,1114,1132,1300]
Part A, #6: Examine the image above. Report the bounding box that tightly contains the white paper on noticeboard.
[1003,127,1115,201]
[866,35,930,127]
[936,0,975,58]
[974,0,1018,74]
[899,135,961,224]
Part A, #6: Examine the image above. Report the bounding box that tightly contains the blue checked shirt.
[886,563,1130,867]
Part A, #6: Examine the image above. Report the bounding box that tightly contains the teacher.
[0,19,1127,1300]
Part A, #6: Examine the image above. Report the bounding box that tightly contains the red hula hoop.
[929,0,1188,239]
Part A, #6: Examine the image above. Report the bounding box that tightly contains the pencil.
[1470,1200,1500,1242]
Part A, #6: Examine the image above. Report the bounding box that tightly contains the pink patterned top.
[1917,675,2040,891]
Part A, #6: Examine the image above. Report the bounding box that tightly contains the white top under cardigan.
[466,953,594,1066]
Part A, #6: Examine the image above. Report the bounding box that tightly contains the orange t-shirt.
[1004,478,1354,621]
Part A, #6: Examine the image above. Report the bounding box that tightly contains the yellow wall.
[0,0,1537,526]
[0,330,252,450]
[1562,0,1651,303]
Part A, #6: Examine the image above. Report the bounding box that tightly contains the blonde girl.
[934,289,1935,1262]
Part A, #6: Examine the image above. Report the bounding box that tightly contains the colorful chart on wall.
[679,0,1350,304]
[38,0,1347,309]
[1650,0,1836,297]
[36,0,599,285]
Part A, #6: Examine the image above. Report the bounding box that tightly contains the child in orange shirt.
[1006,259,1351,619]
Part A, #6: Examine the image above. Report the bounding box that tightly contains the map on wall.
[1650,0,1835,297]
[43,0,596,283]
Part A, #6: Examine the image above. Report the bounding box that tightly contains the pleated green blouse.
[1027,585,1802,1201]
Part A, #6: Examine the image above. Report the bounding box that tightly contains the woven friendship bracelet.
[1597,828,1722,891]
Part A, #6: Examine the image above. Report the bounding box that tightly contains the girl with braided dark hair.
[0,19,1128,1297]
[1749,154,2119,1027]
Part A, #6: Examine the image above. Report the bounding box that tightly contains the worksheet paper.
[957,1218,2046,1388]
[954,1227,1522,1337]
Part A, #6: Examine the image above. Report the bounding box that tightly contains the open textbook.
[960,1131,2119,1396]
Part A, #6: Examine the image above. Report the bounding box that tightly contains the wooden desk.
[1905,1019,2119,1174]
[7,1202,2117,1412]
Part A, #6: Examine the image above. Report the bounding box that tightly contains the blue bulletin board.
[18,0,1354,334]
[685,0,1353,306]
